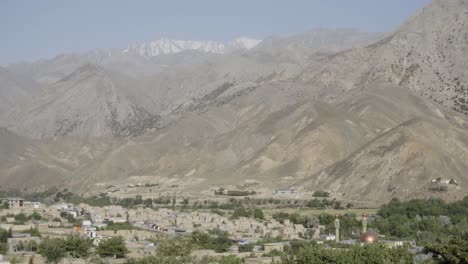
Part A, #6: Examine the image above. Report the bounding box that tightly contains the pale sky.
[0,0,432,65]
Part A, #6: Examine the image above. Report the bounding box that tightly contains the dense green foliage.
[0,228,11,254]
[55,191,113,206]
[311,196,468,246]
[96,236,129,258]
[62,235,93,258]
[424,237,468,264]
[117,196,145,208]
[231,207,264,220]
[106,221,137,231]
[126,255,243,264]
[38,238,67,263]
[319,213,361,239]
[312,191,331,197]
[378,197,468,220]
[238,243,254,252]
[372,197,468,245]
[191,230,233,253]
[272,212,311,226]
[156,236,193,257]
[39,236,93,262]
[28,227,41,237]
[0,212,44,225]
[30,211,42,220]
[281,243,413,264]
[214,188,257,196]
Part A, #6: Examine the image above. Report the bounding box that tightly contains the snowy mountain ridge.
[122,37,261,57]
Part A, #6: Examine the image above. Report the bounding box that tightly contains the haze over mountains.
[0,0,467,205]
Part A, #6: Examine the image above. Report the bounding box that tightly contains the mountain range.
[123,37,262,57]
[0,0,467,205]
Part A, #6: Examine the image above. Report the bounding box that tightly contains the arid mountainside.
[299,85,468,203]
[1,29,381,139]
[0,0,467,204]
[301,0,468,114]
[4,64,160,138]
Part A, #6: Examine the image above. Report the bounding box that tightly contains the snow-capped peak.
[122,37,261,57]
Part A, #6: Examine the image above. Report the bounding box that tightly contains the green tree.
[0,201,9,209]
[126,255,203,264]
[14,213,28,223]
[424,237,468,264]
[0,228,8,243]
[38,238,67,263]
[106,221,136,231]
[0,242,7,255]
[281,243,413,264]
[157,236,193,257]
[30,211,42,221]
[28,227,41,237]
[63,235,93,258]
[253,208,264,220]
[97,236,128,258]
[238,243,254,252]
[312,191,330,197]
[191,230,233,253]
[231,208,250,219]
[219,255,242,264]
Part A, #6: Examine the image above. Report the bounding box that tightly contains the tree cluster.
[191,230,233,253]
[39,235,126,263]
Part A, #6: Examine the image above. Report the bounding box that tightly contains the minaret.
[334,214,340,242]
[362,213,368,234]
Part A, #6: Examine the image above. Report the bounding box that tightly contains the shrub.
[312,191,330,197]
[239,243,254,252]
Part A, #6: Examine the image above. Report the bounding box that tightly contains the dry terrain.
[0,0,467,205]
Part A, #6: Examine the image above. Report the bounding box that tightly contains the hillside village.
[0,196,422,264]
[0,197,305,261]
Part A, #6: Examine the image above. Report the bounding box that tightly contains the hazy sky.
[1,0,432,65]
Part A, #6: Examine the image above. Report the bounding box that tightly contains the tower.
[334,214,340,242]
[362,213,367,234]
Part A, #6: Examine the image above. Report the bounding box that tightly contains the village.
[0,195,416,264]
[0,196,309,263]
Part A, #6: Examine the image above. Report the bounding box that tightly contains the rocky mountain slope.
[292,0,468,202]
[1,29,381,139]
[301,0,468,114]
[0,0,467,204]
[3,64,160,138]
